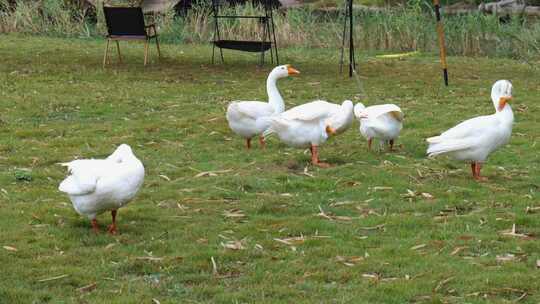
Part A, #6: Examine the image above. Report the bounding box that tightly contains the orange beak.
[498,96,512,111]
[287,65,300,76]
[326,125,336,136]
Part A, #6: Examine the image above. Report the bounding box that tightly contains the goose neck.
[267,75,284,114]
[497,105,514,123]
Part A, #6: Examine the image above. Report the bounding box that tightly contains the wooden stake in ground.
[434,0,449,86]
[348,0,355,78]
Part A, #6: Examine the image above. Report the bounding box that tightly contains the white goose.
[315,100,355,135]
[226,64,300,149]
[427,80,514,181]
[59,144,145,233]
[264,100,354,167]
[353,103,403,150]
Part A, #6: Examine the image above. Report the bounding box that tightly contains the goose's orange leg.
[91,219,99,233]
[367,138,373,150]
[259,135,266,149]
[107,210,118,235]
[473,162,488,181]
[245,138,252,149]
[311,145,331,168]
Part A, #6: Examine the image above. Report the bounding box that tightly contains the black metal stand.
[339,0,356,77]
[211,0,279,66]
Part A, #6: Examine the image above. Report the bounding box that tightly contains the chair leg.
[156,36,161,60]
[155,36,161,60]
[144,39,149,66]
[212,44,216,64]
[103,39,110,68]
[115,40,122,64]
[270,43,274,64]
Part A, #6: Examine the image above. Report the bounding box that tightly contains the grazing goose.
[354,103,403,151]
[315,100,355,135]
[226,64,300,149]
[426,80,514,181]
[264,100,354,167]
[59,144,145,233]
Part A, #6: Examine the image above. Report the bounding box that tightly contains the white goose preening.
[315,100,355,135]
[264,100,354,167]
[426,80,514,181]
[353,103,403,151]
[58,144,145,234]
[226,64,300,149]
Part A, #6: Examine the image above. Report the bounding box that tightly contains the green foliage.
[2,2,540,59]
[0,0,92,36]
[14,169,32,182]
[0,34,539,303]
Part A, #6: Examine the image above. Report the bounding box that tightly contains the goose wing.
[264,101,332,138]
[58,159,112,195]
[280,100,333,121]
[426,115,499,156]
[227,101,274,120]
[427,114,496,144]
[362,104,403,121]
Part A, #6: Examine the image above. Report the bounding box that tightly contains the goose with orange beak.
[427,80,514,181]
[226,65,300,149]
[263,100,354,167]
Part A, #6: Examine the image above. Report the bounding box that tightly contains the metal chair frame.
[211,0,279,66]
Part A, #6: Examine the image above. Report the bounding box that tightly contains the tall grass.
[1,0,540,59]
[0,0,92,36]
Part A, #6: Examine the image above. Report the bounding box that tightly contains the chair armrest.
[145,24,158,37]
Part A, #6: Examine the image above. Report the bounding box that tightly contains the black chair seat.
[214,40,272,52]
[108,35,147,40]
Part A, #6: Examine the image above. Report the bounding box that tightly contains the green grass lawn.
[0,34,539,303]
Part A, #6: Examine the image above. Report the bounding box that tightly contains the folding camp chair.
[102,5,161,67]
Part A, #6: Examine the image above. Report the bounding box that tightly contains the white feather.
[266,100,353,148]
[426,80,514,163]
[58,144,145,220]
[354,103,403,146]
